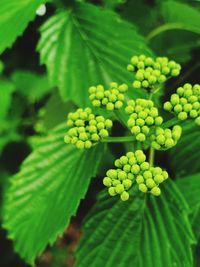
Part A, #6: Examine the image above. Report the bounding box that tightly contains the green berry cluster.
[64,108,113,149]
[125,99,163,142]
[150,125,182,150]
[88,82,128,110]
[127,55,181,90]
[164,83,200,125]
[103,150,168,201]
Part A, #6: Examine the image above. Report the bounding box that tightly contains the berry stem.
[101,136,136,143]
[149,147,155,166]
[162,117,180,128]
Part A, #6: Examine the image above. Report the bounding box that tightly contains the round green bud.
[136,71,144,81]
[64,135,71,143]
[164,101,173,111]
[154,174,164,184]
[88,86,96,94]
[136,118,145,126]
[155,116,163,125]
[136,154,146,164]
[171,69,180,77]
[158,75,167,83]
[183,103,192,112]
[115,184,125,194]
[156,127,164,135]
[108,187,117,196]
[71,137,78,144]
[156,134,165,145]
[79,132,88,141]
[120,191,129,201]
[137,61,145,69]
[180,97,187,105]
[125,105,134,114]
[99,129,109,138]
[176,87,184,96]
[136,175,144,184]
[162,66,170,75]
[133,81,141,89]
[131,126,140,135]
[115,159,122,168]
[96,91,104,99]
[126,151,135,158]
[120,156,129,165]
[91,133,100,141]
[97,122,105,130]
[129,157,137,165]
[142,80,149,88]
[131,164,140,174]
[128,118,135,127]
[89,125,97,133]
[164,129,172,138]
[170,94,180,105]
[188,95,198,103]
[165,138,175,148]
[146,178,156,189]
[131,56,139,65]
[123,179,132,190]
[66,119,74,127]
[151,141,161,150]
[141,125,149,135]
[139,183,148,193]
[127,64,134,71]
[193,102,200,110]
[178,111,188,121]
[127,173,134,180]
[85,140,92,149]
[103,177,112,187]
[118,170,127,180]
[97,85,104,92]
[151,187,161,196]
[174,104,182,113]
[105,119,113,129]
[68,128,78,136]
[117,94,124,101]
[162,171,169,180]
[148,75,157,85]
[115,101,123,109]
[195,117,200,126]
[123,164,131,173]
[145,116,154,125]
[190,110,198,118]
[140,162,150,171]
[136,133,146,142]
[153,167,162,175]
[110,82,118,88]
[112,180,120,186]
[143,170,152,179]
[106,102,114,111]
[109,94,117,102]
[92,99,101,107]
[76,140,85,149]
[106,169,118,179]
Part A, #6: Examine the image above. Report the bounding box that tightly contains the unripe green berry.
[123,164,131,173]
[140,162,150,171]
[136,175,144,184]
[120,156,129,165]
[164,101,173,111]
[139,183,148,193]
[177,87,184,96]
[91,133,100,141]
[131,126,140,135]
[103,177,112,187]
[183,103,192,112]
[115,101,123,109]
[126,152,135,158]
[106,169,118,179]
[162,171,169,180]
[129,157,137,165]
[145,116,154,125]
[131,164,140,174]
[171,69,180,77]
[178,111,188,121]
[154,174,164,184]
[125,105,134,114]
[151,186,161,196]
[99,129,109,138]
[174,104,182,113]
[127,64,134,71]
[136,133,146,142]
[85,140,92,149]
[105,119,113,129]
[106,102,114,111]
[115,184,124,194]
[92,99,101,107]
[123,179,132,190]
[190,110,198,118]
[120,191,129,201]
[115,159,122,168]
[108,187,117,196]
[155,116,163,125]
[76,140,85,149]
[146,178,156,188]
[118,171,127,180]
[133,81,141,89]
[143,170,152,179]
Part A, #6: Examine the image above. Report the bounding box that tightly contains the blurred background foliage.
[0,0,199,266]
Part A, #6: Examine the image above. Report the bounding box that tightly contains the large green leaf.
[170,122,200,176]
[0,79,15,121]
[0,0,48,54]
[11,70,51,102]
[37,3,152,106]
[160,1,200,34]
[3,123,105,265]
[75,181,195,267]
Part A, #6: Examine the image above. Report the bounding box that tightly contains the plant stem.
[146,23,188,42]
[101,136,135,143]
[162,117,180,128]
[149,147,155,167]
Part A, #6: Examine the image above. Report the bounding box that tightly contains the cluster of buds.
[164,83,200,125]
[103,150,168,201]
[88,82,128,110]
[150,125,182,150]
[64,108,112,149]
[127,55,181,90]
[125,99,163,142]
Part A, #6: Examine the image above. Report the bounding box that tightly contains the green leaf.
[170,122,200,176]
[37,3,152,106]
[0,0,49,54]
[11,70,51,102]
[0,79,15,121]
[103,0,126,9]
[3,123,105,265]
[161,1,200,34]
[75,181,195,267]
